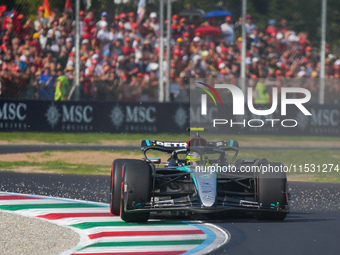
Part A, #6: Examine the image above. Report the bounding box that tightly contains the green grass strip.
[81,239,204,249]
[70,220,187,230]
[0,203,102,211]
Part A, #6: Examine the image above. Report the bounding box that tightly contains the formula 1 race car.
[110,128,290,222]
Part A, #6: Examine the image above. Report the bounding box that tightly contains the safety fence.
[1,0,340,103]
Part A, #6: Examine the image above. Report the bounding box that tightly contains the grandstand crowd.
[0,4,339,102]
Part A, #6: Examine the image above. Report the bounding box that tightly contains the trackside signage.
[0,102,28,130]
[0,99,339,135]
[110,105,157,132]
[0,100,183,133]
[45,103,94,131]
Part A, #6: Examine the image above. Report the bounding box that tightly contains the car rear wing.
[208,140,239,163]
[141,140,187,154]
[208,140,239,151]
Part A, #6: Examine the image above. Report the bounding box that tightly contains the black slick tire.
[110,159,140,215]
[256,162,288,221]
[120,160,151,222]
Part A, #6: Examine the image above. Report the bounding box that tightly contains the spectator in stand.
[19,52,29,71]
[96,50,111,74]
[65,37,73,54]
[170,72,181,101]
[34,6,49,31]
[113,39,123,56]
[66,51,75,68]
[149,12,159,33]
[97,20,111,52]
[220,16,234,45]
[24,65,40,99]
[333,59,340,76]
[122,72,142,102]
[115,23,125,41]
[12,37,20,54]
[0,63,11,97]
[13,64,30,98]
[39,27,49,51]
[126,54,139,76]
[139,55,150,73]
[79,10,85,33]
[31,32,42,56]
[3,47,13,62]
[83,11,95,32]
[122,36,135,56]
[96,11,108,31]
[182,32,190,51]
[59,10,72,34]
[245,14,256,34]
[14,14,31,41]
[1,35,11,54]
[39,63,55,100]
[119,13,127,28]
[189,36,202,55]
[80,39,90,56]
[179,18,187,34]
[174,37,185,56]
[89,27,98,49]
[143,65,159,101]
[171,15,181,40]
[249,57,260,77]
[0,5,7,29]
[129,23,141,41]
[80,66,92,100]
[33,53,43,70]
[55,66,72,101]
[80,55,87,69]
[56,47,68,70]
[113,15,120,28]
[48,20,62,54]
[4,22,15,42]
[125,12,136,31]
[141,18,155,38]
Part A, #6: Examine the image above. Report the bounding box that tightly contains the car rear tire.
[120,160,151,222]
[110,159,140,215]
[256,162,288,221]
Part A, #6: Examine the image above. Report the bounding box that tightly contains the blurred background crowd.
[0,1,339,103]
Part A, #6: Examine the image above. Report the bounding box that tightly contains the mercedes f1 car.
[110,128,290,222]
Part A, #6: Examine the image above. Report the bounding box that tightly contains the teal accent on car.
[146,140,151,146]
[177,166,199,191]
[230,140,234,147]
[177,166,192,173]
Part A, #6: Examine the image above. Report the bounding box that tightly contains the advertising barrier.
[0,99,189,133]
[0,99,339,135]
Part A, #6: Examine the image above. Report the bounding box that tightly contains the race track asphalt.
[1,171,339,255]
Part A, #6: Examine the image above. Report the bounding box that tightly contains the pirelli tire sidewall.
[120,160,152,222]
[256,162,288,221]
[110,159,141,215]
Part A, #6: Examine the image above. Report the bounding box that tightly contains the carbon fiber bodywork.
[120,139,290,217]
